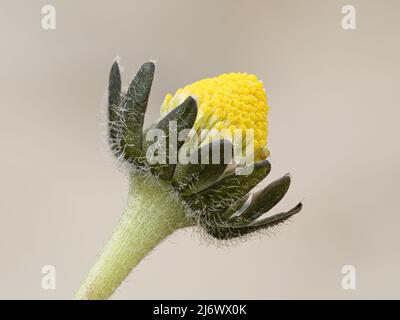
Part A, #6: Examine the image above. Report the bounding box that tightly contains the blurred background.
[0,0,399,299]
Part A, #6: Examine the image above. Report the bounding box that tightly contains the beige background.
[0,0,399,299]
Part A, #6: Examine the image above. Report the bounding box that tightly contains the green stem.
[74,173,190,300]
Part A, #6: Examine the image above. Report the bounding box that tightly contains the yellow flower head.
[161,73,269,161]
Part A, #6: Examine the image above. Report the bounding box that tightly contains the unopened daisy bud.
[76,61,301,300]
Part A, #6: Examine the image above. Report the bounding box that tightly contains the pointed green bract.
[237,174,291,222]
[185,160,271,215]
[108,62,122,153]
[250,202,302,228]
[172,139,233,195]
[218,195,249,221]
[145,97,198,180]
[206,202,302,240]
[122,62,155,162]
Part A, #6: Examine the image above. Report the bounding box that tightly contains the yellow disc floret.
[161,73,269,161]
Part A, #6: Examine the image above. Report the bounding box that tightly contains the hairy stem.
[74,173,190,300]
